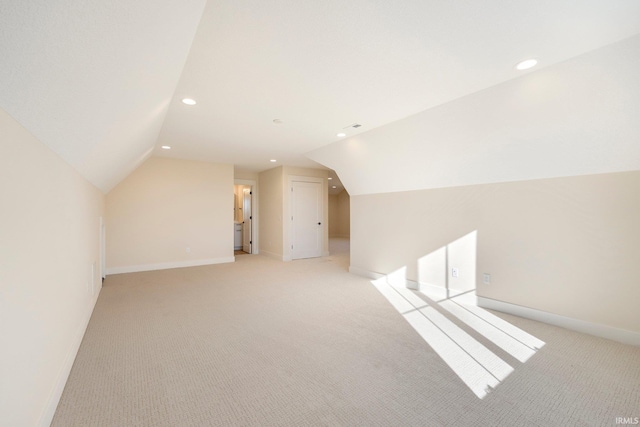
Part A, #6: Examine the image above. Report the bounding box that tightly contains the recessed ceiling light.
[328,177,332,180]
[273,119,283,124]
[332,186,337,189]
[337,132,346,137]
[270,159,277,163]
[161,145,171,150]
[182,98,196,105]
[515,59,538,71]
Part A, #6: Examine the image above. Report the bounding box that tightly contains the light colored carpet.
[52,238,640,426]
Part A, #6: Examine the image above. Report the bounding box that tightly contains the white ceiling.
[2,1,640,192]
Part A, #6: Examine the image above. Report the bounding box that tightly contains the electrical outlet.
[186,246,191,253]
[452,267,459,278]
[483,273,491,285]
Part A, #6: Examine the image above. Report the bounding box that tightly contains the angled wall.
[0,108,105,427]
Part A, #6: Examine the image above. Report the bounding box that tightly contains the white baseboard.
[349,266,639,346]
[40,289,101,427]
[478,296,640,347]
[106,257,234,275]
[349,265,385,279]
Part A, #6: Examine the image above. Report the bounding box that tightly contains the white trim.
[349,265,385,279]
[39,290,101,427]
[106,257,234,275]
[478,296,640,347]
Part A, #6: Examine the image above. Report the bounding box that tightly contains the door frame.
[234,179,258,255]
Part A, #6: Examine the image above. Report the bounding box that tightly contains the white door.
[291,180,323,259]
[242,188,252,253]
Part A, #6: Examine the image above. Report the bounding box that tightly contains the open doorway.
[234,180,256,255]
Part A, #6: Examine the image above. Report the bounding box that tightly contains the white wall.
[350,171,640,338]
[106,157,234,273]
[0,108,105,427]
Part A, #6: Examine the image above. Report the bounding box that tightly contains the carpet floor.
[52,239,640,426]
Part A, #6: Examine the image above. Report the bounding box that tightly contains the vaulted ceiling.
[2,1,640,193]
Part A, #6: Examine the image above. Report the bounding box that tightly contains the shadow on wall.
[372,231,545,399]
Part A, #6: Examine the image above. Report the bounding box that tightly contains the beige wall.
[329,190,350,238]
[106,157,233,273]
[329,194,339,236]
[258,166,330,260]
[258,166,284,258]
[0,108,105,426]
[351,170,640,334]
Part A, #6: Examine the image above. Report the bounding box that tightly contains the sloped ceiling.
[155,0,640,175]
[0,0,207,191]
[2,1,640,193]
[307,35,640,195]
